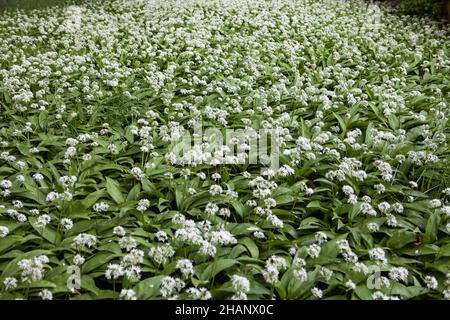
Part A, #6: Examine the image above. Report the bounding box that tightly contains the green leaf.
[333,112,347,133]
[390,284,427,299]
[17,280,57,290]
[29,217,60,244]
[106,177,125,204]
[239,237,259,259]
[81,189,106,208]
[0,236,23,254]
[248,280,271,296]
[354,285,372,300]
[424,212,440,244]
[348,203,361,221]
[81,275,100,295]
[81,252,117,273]
[134,275,165,299]
[229,199,246,218]
[0,234,39,254]
[437,243,450,258]
[126,184,141,201]
[201,259,238,281]
[386,230,417,250]
[402,244,440,256]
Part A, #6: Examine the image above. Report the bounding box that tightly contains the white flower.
[148,244,175,265]
[353,262,369,274]
[137,198,150,212]
[199,240,217,257]
[392,203,404,213]
[205,202,219,215]
[293,268,307,283]
[218,207,231,217]
[113,226,126,236]
[93,202,109,212]
[176,259,194,278]
[46,191,60,202]
[253,231,265,239]
[32,173,44,181]
[443,289,450,300]
[16,214,27,223]
[160,276,185,298]
[118,236,138,252]
[209,184,223,196]
[293,257,306,268]
[266,214,284,228]
[389,267,409,283]
[277,165,294,177]
[311,287,323,298]
[378,202,391,213]
[0,179,12,189]
[155,231,168,242]
[38,289,53,300]
[374,184,385,194]
[12,200,23,208]
[368,248,387,265]
[72,233,97,248]
[18,255,49,283]
[197,172,206,180]
[3,277,17,290]
[65,146,77,158]
[424,275,438,290]
[409,181,418,188]
[60,218,73,231]
[372,291,387,300]
[0,226,10,238]
[342,185,354,195]
[386,214,397,227]
[59,175,77,188]
[315,231,328,244]
[307,244,321,259]
[131,167,145,180]
[120,289,137,300]
[429,199,442,208]
[231,275,250,293]
[186,287,211,300]
[37,214,52,228]
[262,265,279,285]
[441,206,450,216]
[105,264,124,280]
[320,267,333,281]
[367,222,379,233]
[231,291,248,300]
[211,173,221,180]
[73,254,85,265]
[345,280,356,290]
[124,266,142,282]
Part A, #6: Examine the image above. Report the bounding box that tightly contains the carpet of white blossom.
[0,0,449,300]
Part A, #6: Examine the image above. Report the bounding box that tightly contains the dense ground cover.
[0,0,449,300]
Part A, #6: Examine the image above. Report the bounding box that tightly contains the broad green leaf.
[424,212,440,244]
[387,230,417,250]
[134,275,165,299]
[106,177,125,204]
[81,252,117,273]
[239,237,259,259]
[200,259,238,281]
[81,189,106,208]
